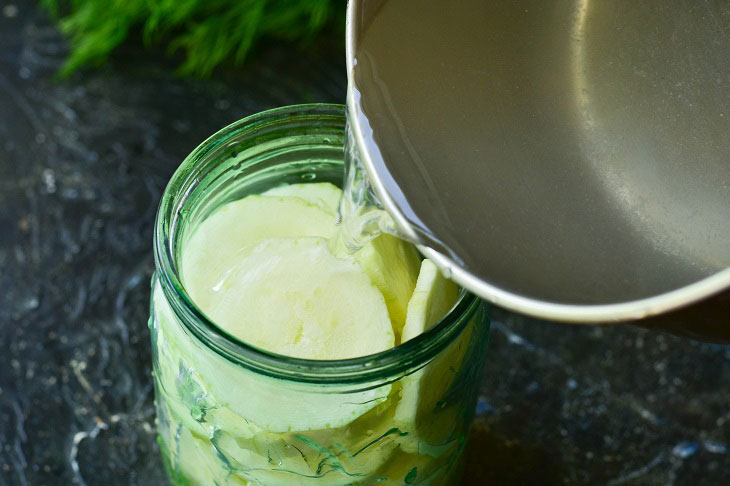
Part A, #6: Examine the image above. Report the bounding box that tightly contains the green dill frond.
[42,0,345,78]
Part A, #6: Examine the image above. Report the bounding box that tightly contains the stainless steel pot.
[346,0,730,340]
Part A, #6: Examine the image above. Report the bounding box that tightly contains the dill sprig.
[41,0,344,77]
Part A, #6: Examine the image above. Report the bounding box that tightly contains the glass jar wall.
[150,104,490,485]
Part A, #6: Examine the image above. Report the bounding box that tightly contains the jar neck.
[154,104,483,385]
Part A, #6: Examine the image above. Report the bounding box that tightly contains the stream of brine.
[329,120,407,256]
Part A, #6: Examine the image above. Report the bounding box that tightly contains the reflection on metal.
[347,0,730,326]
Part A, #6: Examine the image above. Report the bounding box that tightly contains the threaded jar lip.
[153,103,486,385]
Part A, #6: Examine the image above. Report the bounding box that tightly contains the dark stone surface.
[0,2,728,485]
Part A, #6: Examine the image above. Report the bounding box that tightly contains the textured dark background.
[1,1,728,485]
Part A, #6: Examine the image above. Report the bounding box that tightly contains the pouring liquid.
[331,122,401,255]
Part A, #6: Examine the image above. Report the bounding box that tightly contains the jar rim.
[154,103,485,385]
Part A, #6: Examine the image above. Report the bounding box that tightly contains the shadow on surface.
[461,421,567,485]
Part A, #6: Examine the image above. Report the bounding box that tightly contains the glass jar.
[150,104,491,485]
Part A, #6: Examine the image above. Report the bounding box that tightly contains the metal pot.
[346,0,730,341]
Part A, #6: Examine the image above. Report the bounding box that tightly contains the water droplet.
[301,172,316,181]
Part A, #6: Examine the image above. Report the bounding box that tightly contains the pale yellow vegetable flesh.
[401,259,459,343]
[262,181,343,213]
[188,236,394,359]
[260,182,421,339]
[162,182,465,482]
[352,234,421,342]
[395,259,466,454]
[182,195,335,308]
